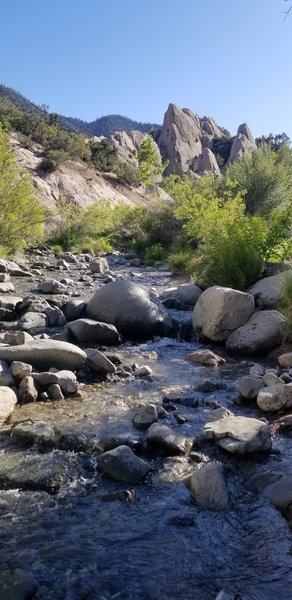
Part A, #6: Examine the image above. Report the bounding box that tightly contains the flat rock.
[192,286,255,342]
[98,445,151,483]
[0,340,86,370]
[257,383,292,412]
[203,415,272,454]
[0,450,81,493]
[226,310,285,355]
[190,462,230,511]
[65,318,121,345]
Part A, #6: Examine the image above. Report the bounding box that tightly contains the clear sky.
[1,0,292,138]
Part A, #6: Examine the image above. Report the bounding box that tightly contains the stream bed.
[0,257,291,599]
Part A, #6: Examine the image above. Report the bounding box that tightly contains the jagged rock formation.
[228,123,257,164]
[155,103,256,176]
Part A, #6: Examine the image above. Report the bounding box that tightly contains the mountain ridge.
[0,84,160,136]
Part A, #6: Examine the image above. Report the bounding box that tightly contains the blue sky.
[1,0,292,137]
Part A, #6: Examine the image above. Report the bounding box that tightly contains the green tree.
[226,143,292,216]
[137,135,168,186]
[0,124,45,253]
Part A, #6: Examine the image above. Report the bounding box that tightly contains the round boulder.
[85,280,173,340]
[192,286,255,342]
[226,310,285,355]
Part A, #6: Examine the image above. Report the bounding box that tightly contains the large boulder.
[203,415,272,454]
[0,340,86,371]
[226,310,285,355]
[156,103,202,173]
[190,462,230,511]
[248,272,292,309]
[85,280,172,340]
[257,383,292,412]
[192,286,255,342]
[235,376,266,400]
[65,318,121,345]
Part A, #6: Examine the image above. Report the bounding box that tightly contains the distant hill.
[0,85,160,136]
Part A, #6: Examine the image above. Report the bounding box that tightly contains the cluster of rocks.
[192,278,289,354]
[236,352,292,412]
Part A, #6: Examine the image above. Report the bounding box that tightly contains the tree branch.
[283,1,292,20]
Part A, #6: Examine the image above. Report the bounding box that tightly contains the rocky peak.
[228,122,257,164]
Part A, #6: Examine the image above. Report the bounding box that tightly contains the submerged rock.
[98,445,151,483]
[0,450,81,493]
[185,349,225,367]
[190,462,230,511]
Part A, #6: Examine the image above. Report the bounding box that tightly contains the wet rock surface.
[0,249,291,599]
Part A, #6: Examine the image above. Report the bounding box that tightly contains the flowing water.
[1,338,292,599]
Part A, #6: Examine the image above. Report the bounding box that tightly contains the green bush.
[0,124,45,253]
[144,243,166,265]
[280,272,292,345]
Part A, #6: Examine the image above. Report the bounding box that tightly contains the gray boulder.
[160,283,202,306]
[146,423,193,455]
[235,376,265,400]
[88,257,109,274]
[11,361,33,380]
[203,415,272,454]
[192,286,255,341]
[65,318,121,345]
[0,295,22,310]
[226,310,285,354]
[190,462,230,511]
[248,272,292,308]
[18,312,48,331]
[85,348,116,374]
[257,383,292,412]
[63,299,86,322]
[85,280,172,340]
[18,376,38,404]
[33,370,78,394]
[38,279,67,294]
[133,404,158,429]
[0,387,17,425]
[98,445,151,483]
[0,340,86,370]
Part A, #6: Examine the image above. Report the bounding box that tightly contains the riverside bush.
[0,124,45,253]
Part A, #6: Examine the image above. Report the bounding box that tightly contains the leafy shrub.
[144,243,166,265]
[280,272,292,345]
[0,124,45,254]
